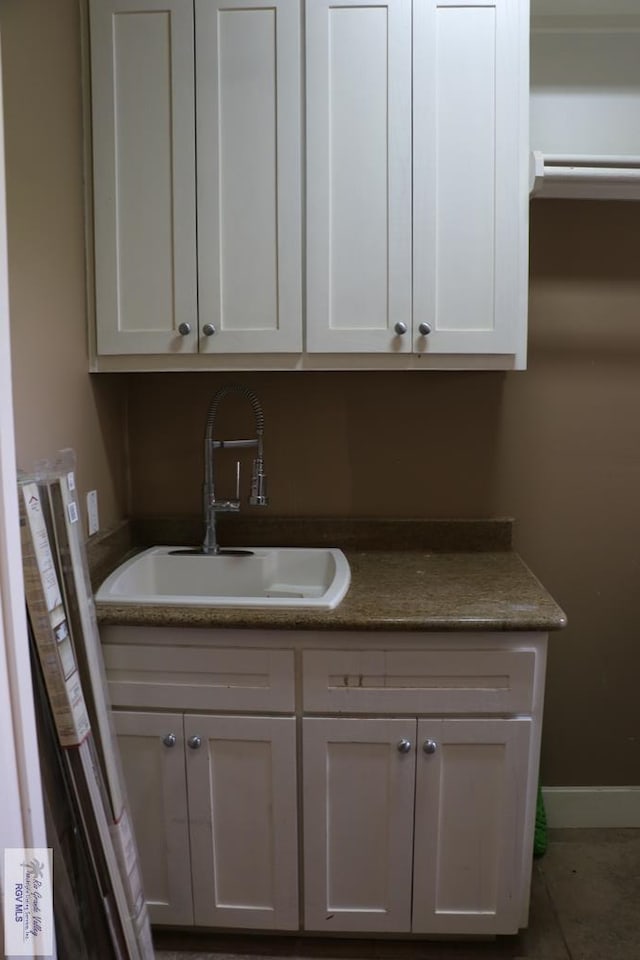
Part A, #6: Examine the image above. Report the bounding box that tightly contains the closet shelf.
[530,151,640,201]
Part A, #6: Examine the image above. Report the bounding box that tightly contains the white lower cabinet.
[114,709,299,928]
[303,717,416,933]
[186,714,298,930]
[412,718,531,935]
[114,710,193,925]
[303,717,530,935]
[103,628,545,936]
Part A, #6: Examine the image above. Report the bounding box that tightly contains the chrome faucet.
[202,384,268,555]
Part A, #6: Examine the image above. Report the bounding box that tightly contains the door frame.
[0,27,49,910]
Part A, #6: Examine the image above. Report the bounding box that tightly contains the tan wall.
[1,0,127,531]
[4,2,640,787]
[127,201,640,787]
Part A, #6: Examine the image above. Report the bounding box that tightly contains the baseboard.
[542,786,640,828]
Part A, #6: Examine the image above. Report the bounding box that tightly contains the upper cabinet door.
[306,0,412,353]
[413,0,527,362]
[195,0,302,353]
[90,0,198,355]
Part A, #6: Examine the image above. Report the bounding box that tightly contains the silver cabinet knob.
[422,739,437,755]
[177,322,191,336]
[397,738,412,754]
[202,323,216,336]
[418,322,432,336]
[394,322,408,336]
[187,735,202,750]
[162,733,177,748]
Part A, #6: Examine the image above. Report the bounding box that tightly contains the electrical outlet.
[87,490,99,536]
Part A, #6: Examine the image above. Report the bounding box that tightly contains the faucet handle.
[249,457,268,507]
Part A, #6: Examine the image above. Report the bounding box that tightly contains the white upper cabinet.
[90,0,301,357]
[89,0,528,368]
[530,0,640,200]
[195,0,302,352]
[307,0,527,364]
[413,0,525,359]
[90,0,198,355]
[305,0,412,354]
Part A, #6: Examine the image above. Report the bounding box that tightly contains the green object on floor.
[534,785,547,858]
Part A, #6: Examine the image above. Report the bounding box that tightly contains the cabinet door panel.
[187,715,298,929]
[412,718,531,935]
[113,710,193,925]
[306,0,412,352]
[413,0,525,357]
[303,717,415,932]
[196,0,302,352]
[90,0,197,355]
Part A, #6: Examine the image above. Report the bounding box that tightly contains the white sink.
[95,546,351,610]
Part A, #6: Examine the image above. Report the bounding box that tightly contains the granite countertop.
[91,518,567,633]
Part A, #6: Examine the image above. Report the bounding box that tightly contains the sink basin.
[95,546,351,610]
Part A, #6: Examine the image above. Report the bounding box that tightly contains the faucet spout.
[202,384,268,555]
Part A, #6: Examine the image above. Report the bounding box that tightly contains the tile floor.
[153,829,640,960]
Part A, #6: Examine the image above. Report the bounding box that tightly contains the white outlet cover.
[87,490,99,536]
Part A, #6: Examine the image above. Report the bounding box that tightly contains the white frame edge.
[0,27,51,948]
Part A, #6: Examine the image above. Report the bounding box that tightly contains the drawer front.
[104,644,295,712]
[302,648,535,715]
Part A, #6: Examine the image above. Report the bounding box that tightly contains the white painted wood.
[303,717,416,932]
[306,0,412,353]
[104,644,295,712]
[92,348,524,372]
[531,153,640,201]
[196,0,302,353]
[531,18,640,158]
[0,27,50,892]
[113,710,193,925]
[302,648,536,714]
[413,0,525,359]
[187,714,299,929]
[90,0,197,355]
[516,632,547,930]
[99,626,546,935]
[412,718,531,935]
[543,786,640,828]
[530,4,640,199]
[88,0,528,367]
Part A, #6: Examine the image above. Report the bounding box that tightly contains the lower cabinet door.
[114,710,194,925]
[303,716,416,933]
[412,718,532,935]
[186,714,299,929]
